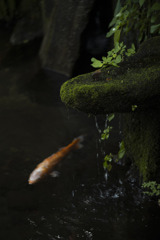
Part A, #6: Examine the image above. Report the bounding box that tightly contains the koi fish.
[28,136,84,184]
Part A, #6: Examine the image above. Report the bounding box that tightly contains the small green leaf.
[104,155,112,162]
[139,0,145,7]
[103,153,113,171]
[151,2,160,11]
[105,133,109,140]
[101,134,105,140]
[150,24,160,34]
[151,15,157,24]
[101,126,113,141]
[118,141,125,159]
[114,42,120,52]
[123,10,129,19]
[142,181,160,196]
[108,113,115,122]
[107,164,112,171]
[132,105,138,111]
[102,56,107,62]
[106,29,115,38]
[103,161,107,169]
[107,51,112,57]
[112,53,117,58]
[114,29,121,45]
[108,17,117,28]
[115,55,122,63]
[91,58,103,68]
[116,12,122,18]
[131,43,135,51]
[118,149,125,159]
[105,57,113,63]
[106,26,119,38]
[126,44,136,56]
[111,62,119,67]
[114,0,121,16]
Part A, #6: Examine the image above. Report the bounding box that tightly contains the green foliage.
[132,105,138,111]
[91,58,103,68]
[101,114,126,171]
[108,113,115,122]
[142,181,160,196]
[91,0,160,70]
[103,140,126,171]
[101,114,114,171]
[103,153,113,171]
[91,42,135,69]
[101,126,113,140]
[118,141,125,160]
[101,114,115,140]
[107,0,160,44]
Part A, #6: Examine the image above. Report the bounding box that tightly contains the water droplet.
[104,172,108,182]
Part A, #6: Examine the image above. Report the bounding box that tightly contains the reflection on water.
[0,32,160,240]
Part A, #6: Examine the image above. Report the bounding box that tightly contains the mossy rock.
[123,111,160,181]
[60,37,160,181]
[60,37,160,114]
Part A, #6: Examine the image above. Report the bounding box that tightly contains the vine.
[91,42,135,68]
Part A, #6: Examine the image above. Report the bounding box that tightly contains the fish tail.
[74,135,84,149]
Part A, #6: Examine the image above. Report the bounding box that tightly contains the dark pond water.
[0,31,160,240]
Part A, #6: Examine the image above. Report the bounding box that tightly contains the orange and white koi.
[28,136,84,184]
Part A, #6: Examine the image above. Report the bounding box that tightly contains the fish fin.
[75,135,84,149]
[50,171,60,178]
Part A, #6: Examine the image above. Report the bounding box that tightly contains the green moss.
[60,37,160,115]
[123,112,160,181]
[60,63,160,114]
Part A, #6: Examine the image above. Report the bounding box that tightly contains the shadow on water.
[0,31,160,240]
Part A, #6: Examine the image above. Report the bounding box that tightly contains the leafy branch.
[91,42,135,69]
[107,0,160,44]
